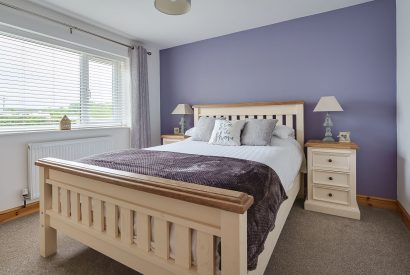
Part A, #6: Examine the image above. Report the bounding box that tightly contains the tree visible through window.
[0,31,127,131]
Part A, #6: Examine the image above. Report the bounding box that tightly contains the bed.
[37,100,304,275]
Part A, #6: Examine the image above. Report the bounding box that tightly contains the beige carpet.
[0,200,409,275]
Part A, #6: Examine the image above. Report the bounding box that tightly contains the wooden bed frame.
[37,101,304,275]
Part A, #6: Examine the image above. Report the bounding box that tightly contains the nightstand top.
[305,139,359,149]
[161,134,188,140]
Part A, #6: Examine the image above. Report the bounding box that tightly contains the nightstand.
[304,140,360,220]
[161,134,189,145]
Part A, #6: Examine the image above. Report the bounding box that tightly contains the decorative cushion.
[209,120,246,146]
[241,119,278,146]
[191,117,216,142]
[272,125,295,139]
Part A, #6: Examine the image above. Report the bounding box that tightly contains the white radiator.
[27,136,114,200]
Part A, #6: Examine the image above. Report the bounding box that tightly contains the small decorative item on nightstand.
[173,127,180,135]
[338,131,351,143]
[59,115,71,130]
[304,140,360,219]
[172,104,193,135]
[313,96,343,142]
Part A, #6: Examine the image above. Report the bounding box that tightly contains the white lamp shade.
[313,96,343,112]
[154,0,191,15]
[171,104,193,115]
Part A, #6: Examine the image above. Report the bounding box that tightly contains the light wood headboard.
[193,100,305,147]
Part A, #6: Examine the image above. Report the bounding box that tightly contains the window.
[0,31,128,131]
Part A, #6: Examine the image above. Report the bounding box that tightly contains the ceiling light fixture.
[154,0,191,15]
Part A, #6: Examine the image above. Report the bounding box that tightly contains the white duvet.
[149,136,304,192]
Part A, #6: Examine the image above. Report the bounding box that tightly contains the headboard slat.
[276,115,283,126]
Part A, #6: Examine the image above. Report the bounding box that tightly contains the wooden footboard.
[37,158,253,275]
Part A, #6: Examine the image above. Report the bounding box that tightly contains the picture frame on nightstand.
[338,131,351,143]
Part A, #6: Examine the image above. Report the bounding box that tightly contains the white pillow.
[272,125,295,139]
[185,127,196,137]
[209,120,246,146]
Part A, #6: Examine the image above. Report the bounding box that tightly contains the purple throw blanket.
[78,149,287,270]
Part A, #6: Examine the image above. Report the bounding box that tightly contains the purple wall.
[160,0,397,199]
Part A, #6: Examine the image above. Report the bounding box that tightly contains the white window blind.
[0,31,127,131]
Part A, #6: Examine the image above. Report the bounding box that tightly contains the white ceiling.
[28,0,373,49]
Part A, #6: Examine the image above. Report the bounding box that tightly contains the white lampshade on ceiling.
[154,0,191,15]
[313,96,343,112]
[171,104,193,115]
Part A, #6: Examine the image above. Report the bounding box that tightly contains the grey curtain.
[129,45,151,148]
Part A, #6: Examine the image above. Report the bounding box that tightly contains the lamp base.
[322,136,335,142]
[322,113,335,142]
[179,116,186,135]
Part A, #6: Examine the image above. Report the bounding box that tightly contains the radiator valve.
[22,188,29,208]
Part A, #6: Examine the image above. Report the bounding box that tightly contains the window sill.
[0,126,130,137]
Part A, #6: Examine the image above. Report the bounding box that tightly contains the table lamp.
[171,104,193,135]
[313,96,343,142]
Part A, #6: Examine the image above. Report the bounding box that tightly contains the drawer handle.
[328,177,333,181]
[328,159,333,163]
[328,193,333,197]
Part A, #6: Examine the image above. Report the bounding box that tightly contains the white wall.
[0,0,161,211]
[397,0,410,213]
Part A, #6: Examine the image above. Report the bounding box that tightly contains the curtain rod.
[0,1,151,55]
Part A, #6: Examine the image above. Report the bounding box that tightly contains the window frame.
[0,28,130,133]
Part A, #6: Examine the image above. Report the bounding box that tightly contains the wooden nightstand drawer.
[313,186,350,205]
[312,150,350,171]
[312,170,349,188]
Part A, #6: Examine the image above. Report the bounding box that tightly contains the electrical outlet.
[22,188,29,196]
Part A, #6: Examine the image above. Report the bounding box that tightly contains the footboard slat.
[154,217,170,259]
[70,191,80,222]
[136,213,150,252]
[93,199,104,232]
[106,203,118,238]
[120,208,133,245]
[60,188,70,217]
[52,185,60,213]
[196,231,215,275]
[80,195,91,226]
[175,224,191,269]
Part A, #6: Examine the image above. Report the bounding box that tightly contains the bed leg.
[40,222,57,257]
[220,211,247,275]
[39,167,57,257]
